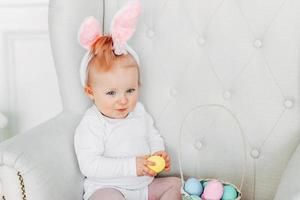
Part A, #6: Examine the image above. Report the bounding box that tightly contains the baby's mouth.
[116,108,127,112]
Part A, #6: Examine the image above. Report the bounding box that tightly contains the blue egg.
[184,178,203,196]
[222,185,238,200]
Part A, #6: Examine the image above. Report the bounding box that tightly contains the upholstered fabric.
[274,143,300,200]
[0,0,299,199]
[0,112,84,199]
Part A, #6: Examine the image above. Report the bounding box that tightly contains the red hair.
[86,35,140,86]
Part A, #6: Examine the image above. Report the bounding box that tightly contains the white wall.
[0,0,62,141]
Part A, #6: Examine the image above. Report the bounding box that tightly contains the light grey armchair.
[1,0,300,199]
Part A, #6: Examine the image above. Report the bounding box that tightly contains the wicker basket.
[178,104,247,200]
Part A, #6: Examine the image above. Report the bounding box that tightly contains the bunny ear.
[78,16,102,49]
[111,0,141,55]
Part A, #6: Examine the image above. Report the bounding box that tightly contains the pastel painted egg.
[201,181,208,187]
[201,180,224,200]
[182,196,190,200]
[222,185,238,200]
[184,178,203,196]
[190,195,202,200]
[147,156,165,173]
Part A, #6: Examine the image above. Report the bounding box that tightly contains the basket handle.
[177,104,247,191]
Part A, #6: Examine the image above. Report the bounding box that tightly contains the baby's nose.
[118,94,128,104]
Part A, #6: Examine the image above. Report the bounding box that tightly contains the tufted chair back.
[48,0,300,199]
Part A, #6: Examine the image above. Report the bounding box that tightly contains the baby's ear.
[84,86,94,99]
[78,16,102,49]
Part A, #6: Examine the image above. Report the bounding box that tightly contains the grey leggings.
[89,177,182,200]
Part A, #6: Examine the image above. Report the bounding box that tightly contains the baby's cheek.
[130,96,138,108]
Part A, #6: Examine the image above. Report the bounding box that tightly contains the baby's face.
[88,66,139,119]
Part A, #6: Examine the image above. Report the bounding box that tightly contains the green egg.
[222,185,238,200]
[182,195,190,200]
[190,195,202,200]
[201,180,208,187]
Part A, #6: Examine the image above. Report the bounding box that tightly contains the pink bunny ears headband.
[78,0,141,87]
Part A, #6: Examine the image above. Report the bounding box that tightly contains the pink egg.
[201,180,224,200]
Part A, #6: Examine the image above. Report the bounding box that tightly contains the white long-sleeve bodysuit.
[74,102,165,200]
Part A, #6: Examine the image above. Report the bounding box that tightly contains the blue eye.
[127,88,135,93]
[106,91,116,96]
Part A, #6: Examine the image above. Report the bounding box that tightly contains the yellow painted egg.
[147,156,166,173]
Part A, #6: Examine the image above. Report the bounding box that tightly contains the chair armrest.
[274,142,300,200]
[0,111,84,200]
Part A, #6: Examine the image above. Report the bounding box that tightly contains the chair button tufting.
[250,149,260,159]
[223,91,232,99]
[194,140,203,150]
[169,88,178,97]
[254,39,262,48]
[197,36,206,46]
[146,29,155,38]
[284,99,294,109]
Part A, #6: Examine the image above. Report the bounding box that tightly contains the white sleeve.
[74,117,137,179]
[145,112,165,154]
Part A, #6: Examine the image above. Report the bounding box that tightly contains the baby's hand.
[152,151,171,172]
[136,155,157,177]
